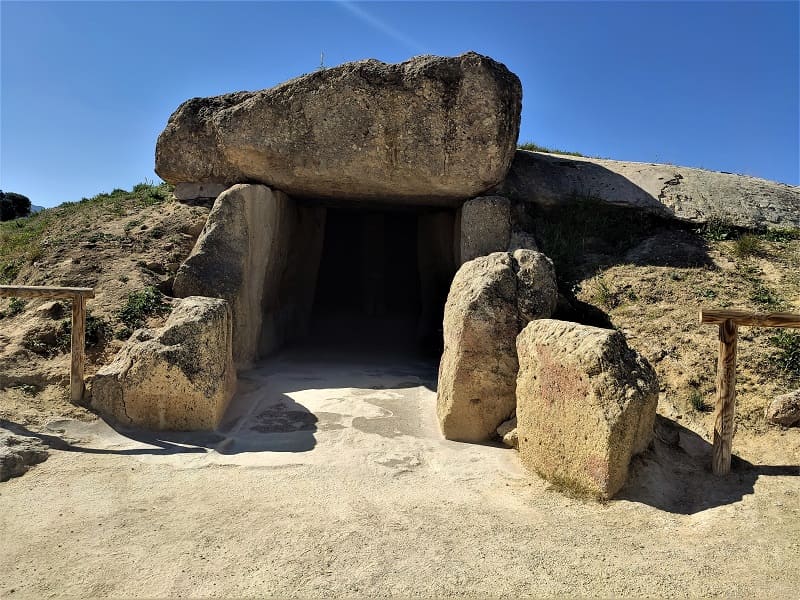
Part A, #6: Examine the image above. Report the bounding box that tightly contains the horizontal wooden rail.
[0,284,94,403]
[700,307,800,476]
[0,285,94,300]
[700,309,800,328]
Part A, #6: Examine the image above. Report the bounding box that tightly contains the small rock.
[497,416,518,449]
[35,301,65,320]
[765,390,800,427]
[0,431,49,482]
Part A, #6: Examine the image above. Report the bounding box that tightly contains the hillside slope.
[0,184,209,423]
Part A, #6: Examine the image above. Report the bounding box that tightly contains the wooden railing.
[0,285,95,404]
[700,309,800,475]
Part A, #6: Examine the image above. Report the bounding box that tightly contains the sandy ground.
[1,348,799,599]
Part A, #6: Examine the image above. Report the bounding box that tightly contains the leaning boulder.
[437,250,557,442]
[765,390,800,427]
[91,297,236,431]
[156,52,522,205]
[516,320,658,499]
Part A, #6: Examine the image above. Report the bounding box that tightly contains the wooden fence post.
[701,308,800,476]
[0,285,94,406]
[70,295,87,404]
[712,319,737,475]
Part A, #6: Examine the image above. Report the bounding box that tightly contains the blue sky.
[1,1,798,208]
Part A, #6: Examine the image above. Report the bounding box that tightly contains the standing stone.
[155,52,522,206]
[91,297,236,431]
[173,184,324,368]
[458,196,511,264]
[437,250,557,442]
[513,249,559,323]
[516,320,658,499]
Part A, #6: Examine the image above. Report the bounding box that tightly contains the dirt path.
[1,351,799,598]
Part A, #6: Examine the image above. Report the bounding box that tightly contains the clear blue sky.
[1,1,798,208]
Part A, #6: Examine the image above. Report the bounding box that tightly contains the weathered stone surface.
[513,249,558,323]
[437,250,557,442]
[258,202,326,357]
[497,150,800,229]
[173,184,324,368]
[516,319,658,499]
[173,182,229,201]
[0,430,49,482]
[91,297,236,431]
[497,416,518,449]
[765,390,800,427]
[458,196,511,264]
[156,52,521,206]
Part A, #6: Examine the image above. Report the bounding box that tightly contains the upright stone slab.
[156,52,522,206]
[437,250,557,442]
[91,297,236,431]
[173,184,324,368]
[516,320,658,499]
[458,196,511,264]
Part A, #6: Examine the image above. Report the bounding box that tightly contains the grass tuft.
[117,286,170,330]
[733,234,762,258]
[770,331,800,380]
[518,141,589,158]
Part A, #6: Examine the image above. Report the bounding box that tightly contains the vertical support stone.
[459,196,511,264]
[712,319,738,475]
[70,295,86,404]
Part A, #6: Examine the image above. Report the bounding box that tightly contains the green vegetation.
[733,234,762,258]
[700,216,740,241]
[529,196,660,287]
[750,283,783,309]
[770,330,800,380]
[0,191,32,221]
[8,297,26,315]
[117,286,170,331]
[518,141,588,158]
[700,217,800,246]
[22,311,111,357]
[0,181,172,284]
[689,389,711,412]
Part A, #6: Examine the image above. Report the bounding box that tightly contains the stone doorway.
[306,204,457,359]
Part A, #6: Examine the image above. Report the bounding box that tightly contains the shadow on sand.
[618,415,799,514]
[1,348,439,459]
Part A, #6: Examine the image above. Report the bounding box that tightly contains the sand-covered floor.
[1,349,798,598]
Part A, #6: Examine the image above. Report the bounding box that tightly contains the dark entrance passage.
[307,206,455,356]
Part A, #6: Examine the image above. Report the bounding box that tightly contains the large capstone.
[155,52,522,206]
[515,319,658,499]
[90,297,236,431]
[436,250,557,442]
